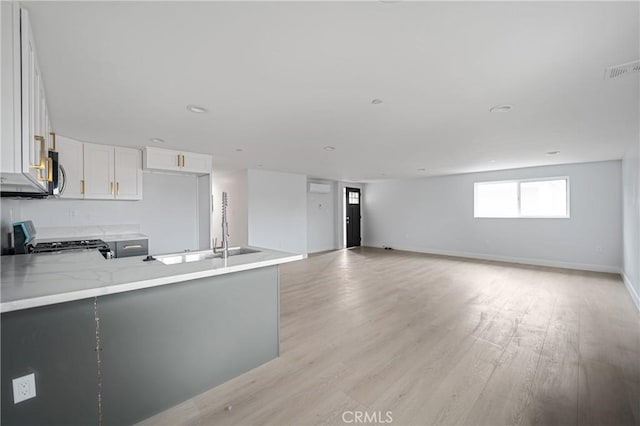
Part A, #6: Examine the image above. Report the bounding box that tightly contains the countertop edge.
[35,233,149,244]
[0,253,305,314]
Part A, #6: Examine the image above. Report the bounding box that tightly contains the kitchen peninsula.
[1,248,303,425]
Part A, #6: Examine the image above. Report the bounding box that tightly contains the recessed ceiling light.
[489,104,513,113]
[417,168,426,172]
[186,105,208,113]
[235,148,244,152]
[489,159,496,163]
[324,146,336,151]
[545,150,561,156]
[371,99,383,105]
[149,138,165,143]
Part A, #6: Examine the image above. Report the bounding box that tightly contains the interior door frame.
[345,187,361,248]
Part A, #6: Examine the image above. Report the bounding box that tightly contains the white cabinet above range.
[143,147,212,175]
[56,136,142,200]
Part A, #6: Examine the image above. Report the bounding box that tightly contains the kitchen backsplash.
[1,173,202,255]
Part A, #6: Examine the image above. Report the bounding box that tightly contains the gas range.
[12,221,114,259]
[31,239,108,252]
[30,239,113,259]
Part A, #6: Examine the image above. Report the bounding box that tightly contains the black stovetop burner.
[31,239,110,254]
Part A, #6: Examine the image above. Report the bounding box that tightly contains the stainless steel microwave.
[1,150,65,198]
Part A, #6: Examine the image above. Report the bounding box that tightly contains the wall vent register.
[474,177,569,218]
[604,59,640,80]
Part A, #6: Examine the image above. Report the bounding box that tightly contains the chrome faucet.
[213,192,230,260]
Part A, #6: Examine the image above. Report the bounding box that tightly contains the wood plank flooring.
[139,247,640,425]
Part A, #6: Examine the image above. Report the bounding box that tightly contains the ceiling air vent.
[604,60,640,80]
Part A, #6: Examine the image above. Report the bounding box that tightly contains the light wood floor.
[140,247,640,426]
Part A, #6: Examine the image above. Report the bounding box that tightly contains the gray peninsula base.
[1,265,279,425]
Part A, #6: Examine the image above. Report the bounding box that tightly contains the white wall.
[248,169,307,254]
[622,142,640,309]
[307,179,336,253]
[212,169,248,248]
[0,172,200,255]
[363,161,622,273]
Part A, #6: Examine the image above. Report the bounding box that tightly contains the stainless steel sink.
[154,251,218,265]
[155,247,261,265]
[225,247,261,256]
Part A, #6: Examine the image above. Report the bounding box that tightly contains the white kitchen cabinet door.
[20,8,47,190]
[38,78,57,184]
[83,143,115,199]
[181,152,212,174]
[143,147,181,172]
[56,136,84,199]
[114,147,142,200]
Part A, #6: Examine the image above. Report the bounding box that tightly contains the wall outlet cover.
[12,373,36,404]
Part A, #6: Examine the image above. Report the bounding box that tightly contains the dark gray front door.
[346,187,361,248]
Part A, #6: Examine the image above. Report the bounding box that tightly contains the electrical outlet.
[12,373,36,404]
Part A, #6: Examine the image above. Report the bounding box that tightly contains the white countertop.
[1,248,305,313]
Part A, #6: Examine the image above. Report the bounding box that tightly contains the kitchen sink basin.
[225,247,261,256]
[154,251,218,265]
[154,247,261,265]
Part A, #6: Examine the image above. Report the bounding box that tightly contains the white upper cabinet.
[22,7,57,189]
[59,138,143,201]
[1,4,55,193]
[84,144,143,200]
[56,136,84,199]
[143,147,212,175]
[143,147,182,172]
[20,8,45,190]
[182,152,213,175]
[83,143,115,199]
[114,147,142,200]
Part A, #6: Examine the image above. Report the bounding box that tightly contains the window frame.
[473,176,570,219]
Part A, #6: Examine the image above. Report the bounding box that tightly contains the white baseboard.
[366,242,621,274]
[622,272,640,312]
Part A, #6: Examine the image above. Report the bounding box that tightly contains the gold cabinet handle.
[49,132,57,152]
[110,182,114,195]
[177,154,181,167]
[30,136,46,169]
[37,157,53,182]
[123,244,142,249]
[116,182,120,195]
[81,180,85,194]
[182,154,185,168]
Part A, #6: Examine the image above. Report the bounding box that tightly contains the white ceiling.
[26,1,639,181]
